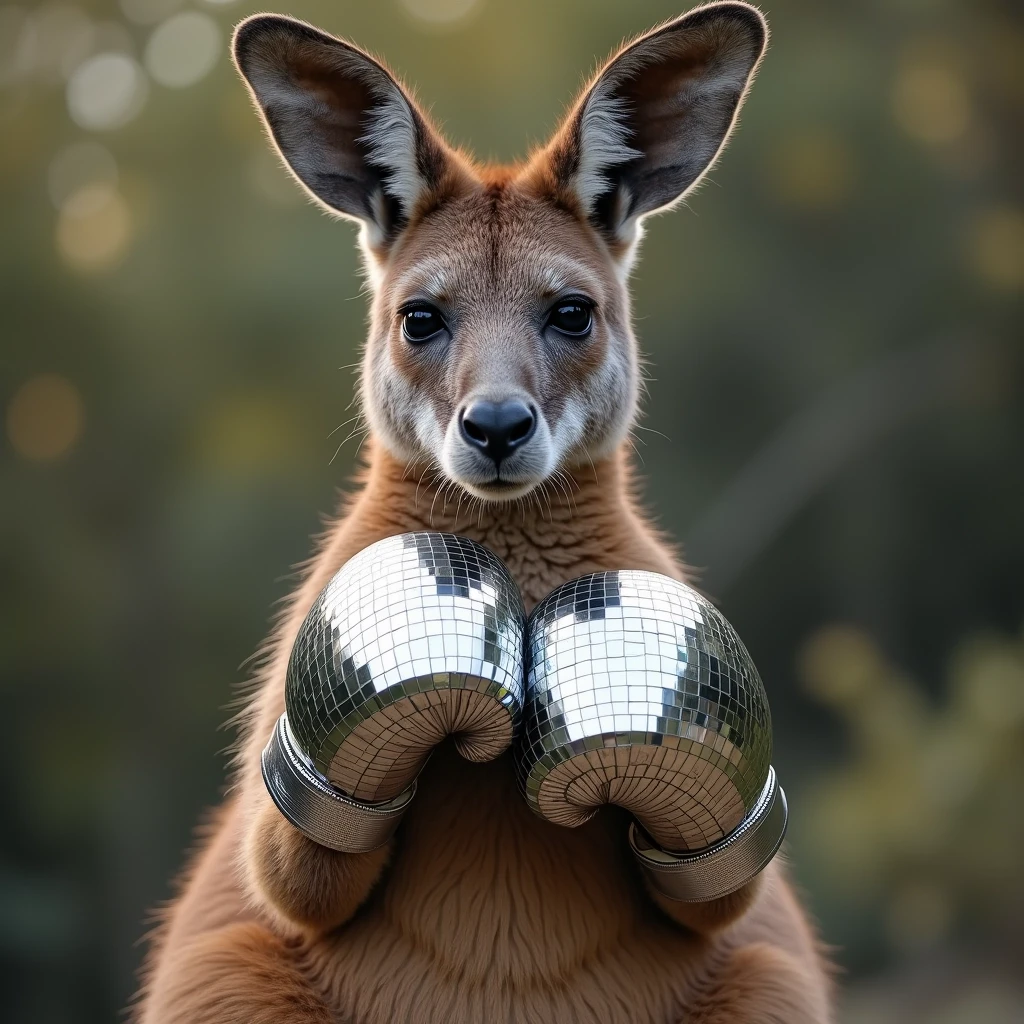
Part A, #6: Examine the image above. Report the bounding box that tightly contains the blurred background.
[2,0,1022,1020]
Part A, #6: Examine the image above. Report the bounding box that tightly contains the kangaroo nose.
[460,400,536,464]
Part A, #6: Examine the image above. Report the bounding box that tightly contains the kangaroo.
[136,4,833,1022]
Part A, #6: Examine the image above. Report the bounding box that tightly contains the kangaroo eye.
[401,304,446,343]
[546,299,593,338]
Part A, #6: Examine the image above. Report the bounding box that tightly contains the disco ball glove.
[516,571,787,902]
[262,532,525,853]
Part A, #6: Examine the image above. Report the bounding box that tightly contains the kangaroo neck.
[327,439,677,608]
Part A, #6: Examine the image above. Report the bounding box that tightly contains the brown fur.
[137,451,833,1023]
[135,5,834,1021]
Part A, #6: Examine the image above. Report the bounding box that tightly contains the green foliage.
[798,624,1024,952]
[797,624,1024,1020]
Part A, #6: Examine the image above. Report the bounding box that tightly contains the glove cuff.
[629,765,788,902]
[262,713,415,853]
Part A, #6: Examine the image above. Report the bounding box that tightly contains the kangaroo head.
[234,4,766,503]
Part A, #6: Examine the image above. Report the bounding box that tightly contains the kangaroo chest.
[304,748,708,1024]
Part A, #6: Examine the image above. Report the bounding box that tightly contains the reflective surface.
[262,714,415,853]
[285,532,526,802]
[629,767,788,901]
[518,571,773,852]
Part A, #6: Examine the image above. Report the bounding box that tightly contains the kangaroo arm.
[243,789,392,934]
[238,645,394,934]
[645,875,763,937]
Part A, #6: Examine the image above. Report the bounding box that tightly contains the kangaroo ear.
[542,2,767,248]
[233,15,465,251]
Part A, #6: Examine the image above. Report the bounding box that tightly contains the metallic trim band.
[261,713,415,853]
[629,765,788,902]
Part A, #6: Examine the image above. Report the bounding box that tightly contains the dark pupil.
[552,303,590,334]
[405,308,440,340]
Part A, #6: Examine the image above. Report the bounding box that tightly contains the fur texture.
[135,6,834,1022]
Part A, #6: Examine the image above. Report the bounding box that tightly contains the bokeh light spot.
[968,206,1024,291]
[67,52,148,130]
[198,396,307,476]
[47,140,118,209]
[6,374,84,462]
[144,12,221,89]
[401,0,481,28]
[768,133,855,210]
[951,635,1024,728]
[892,61,971,146]
[56,183,132,272]
[797,625,882,706]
